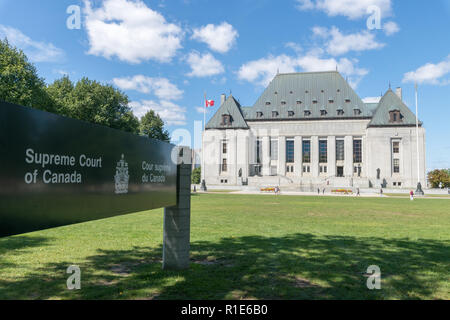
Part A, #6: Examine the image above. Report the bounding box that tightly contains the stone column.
[262,136,270,176]
[311,136,319,177]
[278,136,286,176]
[344,136,353,177]
[328,136,336,177]
[294,136,302,177]
[163,163,191,270]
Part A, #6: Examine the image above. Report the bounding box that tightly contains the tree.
[192,167,201,184]
[427,169,450,189]
[0,38,54,111]
[47,77,140,134]
[139,110,170,142]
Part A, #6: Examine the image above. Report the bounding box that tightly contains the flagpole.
[415,82,424,195]
[201,92,207,190]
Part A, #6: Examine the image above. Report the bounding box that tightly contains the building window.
[312,99,318,104]
[320,165,327,173]
[353,139,362,163]
[304,110,311,117]
[221,114,232,126]
[221,159,228,172]
[256,139,262,164]
[222,141,227,154]
[256,112,263,118]
[286,165,294,173]
[337,109,344,116]
[272,111,279,118]
[319,140,328,163]
[336,140,345,161]
[328,98,334,103]
[265,101,271,106]
[389,111,403,123]
[345,99,351,103]
[302,140,311,163]
[303,165,311,173]
[354,109,362,116]
[281,101,287,105]
[297,100,302,105]
[393,159,400,173]
[393,141,400,154]
[286,140,295,163]
[270,139,278,161]
[288,111,295,117]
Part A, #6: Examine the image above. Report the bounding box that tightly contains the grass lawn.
[0,194,449,300]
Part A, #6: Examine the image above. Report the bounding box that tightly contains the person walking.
[357,188,360,196]
[380,188,383,197]
[410,190,414,201]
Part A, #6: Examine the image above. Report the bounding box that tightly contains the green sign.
[0,101,177,237]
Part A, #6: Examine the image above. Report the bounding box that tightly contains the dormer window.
[221,114,232,126]
[296,100,302,105]
[281,101,287,105]
[337,109,344,116]
[304,110,311,117]
[320,110,327,116]
[272,111,279,118]
[354,108,362,116]
[312,99,318,104]
[288,111,295,117]
[345,99,351,103]
[328,98,334,103]
[265,101,271,106]
[389,110,403,123]
[256,111,263,118]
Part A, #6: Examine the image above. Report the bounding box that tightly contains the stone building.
[202,71,426,189]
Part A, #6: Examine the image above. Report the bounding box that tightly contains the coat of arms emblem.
[114,154,129,194]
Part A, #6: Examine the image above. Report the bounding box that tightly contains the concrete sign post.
[163,162,191,270]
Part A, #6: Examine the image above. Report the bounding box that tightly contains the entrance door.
[337,166,344,177]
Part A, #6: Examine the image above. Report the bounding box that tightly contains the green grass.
[0,194,449,300]
[385,193,450,198]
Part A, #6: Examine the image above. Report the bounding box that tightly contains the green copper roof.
[369,89,421,127]
[244,71,371,120]
[205,95,249,130]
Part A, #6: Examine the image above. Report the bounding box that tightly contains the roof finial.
[277,67,280,75]
[389,81,391,90]
[336,65,338,72]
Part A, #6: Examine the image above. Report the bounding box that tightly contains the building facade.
[202,71,426,189]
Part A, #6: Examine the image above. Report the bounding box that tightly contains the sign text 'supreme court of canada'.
[0,101,177,237]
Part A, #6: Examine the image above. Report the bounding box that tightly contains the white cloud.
[362,96,381,103]
[0,25,64,62]
[191,22,238,53]
[237,52,368,88]
[296,0,392,20]
[129,100,187,125]
[314,26,385,56]
[83,0,183,64]
[186,51,225,77]
[383,21,400,36]
[112,75,183,100]
[196,106,209,114]
[403,55,450,85]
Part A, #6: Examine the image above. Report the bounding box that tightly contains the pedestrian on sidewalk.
[357,188,360,196]
[410,190,414,201]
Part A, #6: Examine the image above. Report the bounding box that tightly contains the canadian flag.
[205,99,215,107]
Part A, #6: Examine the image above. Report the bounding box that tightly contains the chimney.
[396,87,402,101]
[221,94,226,106]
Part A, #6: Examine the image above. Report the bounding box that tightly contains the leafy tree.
[192,167,201,184]
[0,38,54,111]
[139,110,170,142]
[47,77,140,134]
[427,169,450,188]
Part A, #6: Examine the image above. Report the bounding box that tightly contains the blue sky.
[0,0,449,170]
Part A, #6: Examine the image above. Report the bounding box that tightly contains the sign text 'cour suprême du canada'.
[0,101,177,237]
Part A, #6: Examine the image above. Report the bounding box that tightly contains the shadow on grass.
[0,233,448,300]
[0,236,50,271]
